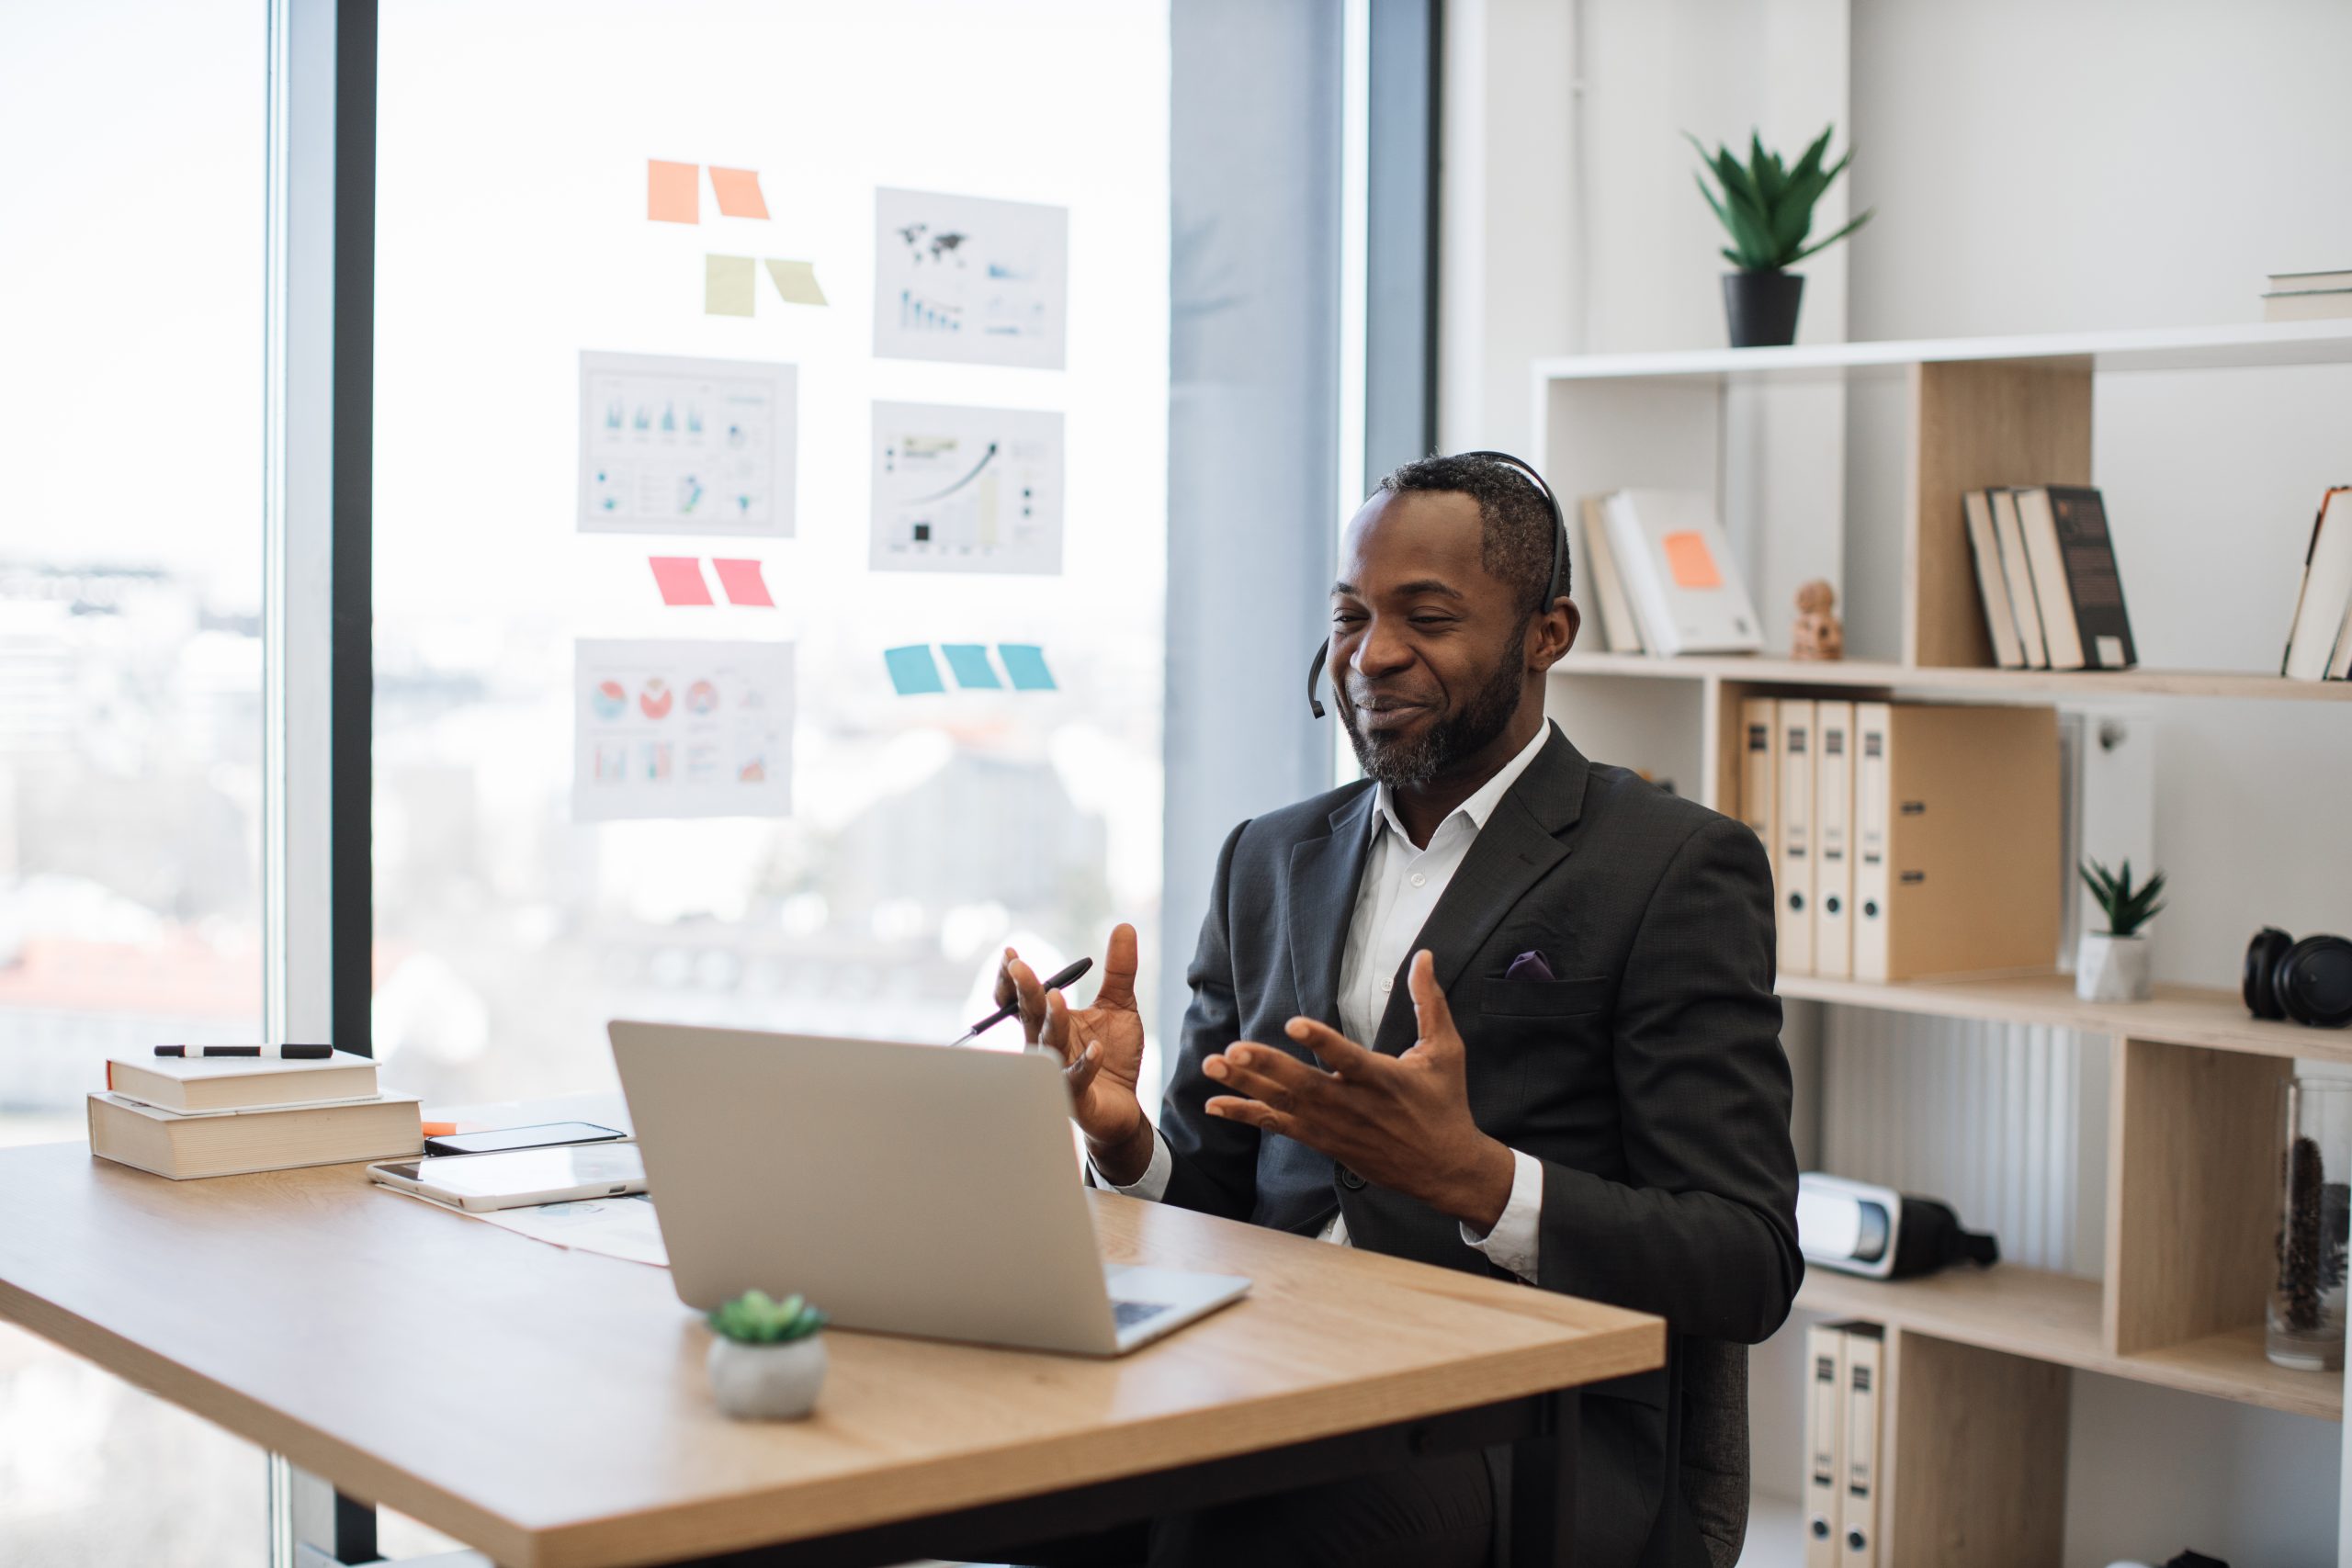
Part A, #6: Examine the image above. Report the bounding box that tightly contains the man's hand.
[996,923,1155,1186]
[1201,949,1516,1233]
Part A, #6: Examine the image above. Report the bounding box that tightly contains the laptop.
[607,1021,1250,1356]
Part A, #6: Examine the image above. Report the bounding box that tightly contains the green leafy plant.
[1689,124,1872,273]
[707,1290,828,1345]
[2079,856,2167,937]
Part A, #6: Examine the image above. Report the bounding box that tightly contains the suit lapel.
[1286,784,1378,1030]
[1368,726,1591,1055]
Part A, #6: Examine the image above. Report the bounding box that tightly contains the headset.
[1306,450,1572,719]
[2244,926,2352,1029]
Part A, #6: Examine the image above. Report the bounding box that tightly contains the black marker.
[950,957,1095,1047]
[154,1044,334,1060]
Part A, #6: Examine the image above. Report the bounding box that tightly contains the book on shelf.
[2268,267,2352,293]
[1774,701,1816,977]
[1802,1322,1848,1568]
[1962,489,2027,669]
[2012,485,2138,671]
[2282,485,2352,681]
[1814,702,1857,980]
[1840,1325,1885,1568]
[1986,487,2052,669]
[2263,288,2352,322]
[1738,697,1781,900]
[1850,703,2062,982]
[1573,494,1646,653]
[103,1049,380,1113]
[86,1091,424,1180]
[1599,489,1763,657]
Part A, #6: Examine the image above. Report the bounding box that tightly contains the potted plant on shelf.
[2076,856,2166,1003]
[1689,125,1872,347]
[706,1290,830,1420]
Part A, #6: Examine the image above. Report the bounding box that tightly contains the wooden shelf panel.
[1532,320,2352,383]
[1776,971,2352,1065]
[1796,1265,2340,1421]
[1549,652,2352,704]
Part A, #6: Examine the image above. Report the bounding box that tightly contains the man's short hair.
[1377,453,1565,616]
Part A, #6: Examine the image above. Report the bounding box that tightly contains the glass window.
[0,2,268,1562]
[372,1,1170,1105]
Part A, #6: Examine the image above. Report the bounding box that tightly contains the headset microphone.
[1306,450,1569,720]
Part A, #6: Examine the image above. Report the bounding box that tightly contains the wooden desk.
[0,1100,1661,1568]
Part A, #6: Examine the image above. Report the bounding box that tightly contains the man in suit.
[999,453,1801,1568]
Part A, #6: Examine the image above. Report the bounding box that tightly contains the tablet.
[369,1141,648,1213]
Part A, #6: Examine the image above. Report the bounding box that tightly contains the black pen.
[950,957,1095,1047]
[155,1044,334,1060]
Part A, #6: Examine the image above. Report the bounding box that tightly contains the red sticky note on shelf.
[711,558,774,607]
[648,160,699,224]
[707,166,769,220]
[649,557,714,605]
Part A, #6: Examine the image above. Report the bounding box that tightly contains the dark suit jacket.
[1157,723,1802,1568]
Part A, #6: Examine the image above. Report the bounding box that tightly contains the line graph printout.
[577,351,797,536]
[872,188,1069,369]
[868,402,1065,575]
[573,638,795,820]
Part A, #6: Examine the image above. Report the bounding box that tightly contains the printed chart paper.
[872,187,1068,369]
[578,351,797,537]
[574,638,794,820]
[869,401,1064,575]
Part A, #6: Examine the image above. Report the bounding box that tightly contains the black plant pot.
[1724,270,1804,348]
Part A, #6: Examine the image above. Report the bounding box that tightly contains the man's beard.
[1337,631,1527,791]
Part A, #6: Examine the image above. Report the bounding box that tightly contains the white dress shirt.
[1101,724,1551,1281]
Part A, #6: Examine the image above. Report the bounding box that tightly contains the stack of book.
[86,1052,422,1179]
[1962,485,2139,671]
[1736,699,2061,982]
[2282,486,2352,682]
[1569,489,1763,658]
[2263,267,2352,322]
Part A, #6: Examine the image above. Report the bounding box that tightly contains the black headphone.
[1307,450,1571,719]
[2245,927,2352,1028]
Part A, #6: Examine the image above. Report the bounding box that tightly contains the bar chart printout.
[868,401,1065,576]
[577,351,797,537]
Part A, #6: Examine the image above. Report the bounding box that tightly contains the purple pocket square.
[1505,951,1556,982]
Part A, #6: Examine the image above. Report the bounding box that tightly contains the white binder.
[1776,700,1816,976]
[1804,1322,1848,1568]
[1842,1326,1885,1568]
[1739,697,1781,899]
[1813,701,1856,979]
[1852,703,1893,984]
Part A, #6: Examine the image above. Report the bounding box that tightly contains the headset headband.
[1308,451,1568,719]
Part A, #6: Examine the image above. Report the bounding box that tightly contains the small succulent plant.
[2079,856,2167,937]
[1689,124,1872,273]
[707,1290,828,1345]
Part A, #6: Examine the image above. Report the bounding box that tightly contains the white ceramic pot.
[2075,931,2153,1003]
[707,1334,828,1420]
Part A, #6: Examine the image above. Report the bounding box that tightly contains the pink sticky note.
[707,166,769,220]
[649,557,714,605]
[648,160,699,224]
[711,558,774,607]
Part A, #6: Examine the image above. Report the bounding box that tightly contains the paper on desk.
[480,1193,670,1267]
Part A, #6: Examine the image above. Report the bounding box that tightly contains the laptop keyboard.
[1113,1299,1173,1329]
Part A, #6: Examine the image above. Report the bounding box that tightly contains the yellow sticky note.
[763,258,828,307]
[705,254,755,317]
[648,160,698,224]
[708,166,769,220]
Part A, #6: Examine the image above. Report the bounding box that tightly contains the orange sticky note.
[708,166,768,220]
[1661,530,1722,589]
[648,160,698,224]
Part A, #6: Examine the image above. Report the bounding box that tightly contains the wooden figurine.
[1791,579,1844,661]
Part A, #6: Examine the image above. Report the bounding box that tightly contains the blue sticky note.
[999,644,1056,691]
[883,645,945,695]
[939,644,1001,690]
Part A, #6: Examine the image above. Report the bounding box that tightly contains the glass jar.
[2267,1077,2352,1371]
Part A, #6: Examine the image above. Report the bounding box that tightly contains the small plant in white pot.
[706,1290,829,1420]
[2077,856,2165,1003]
